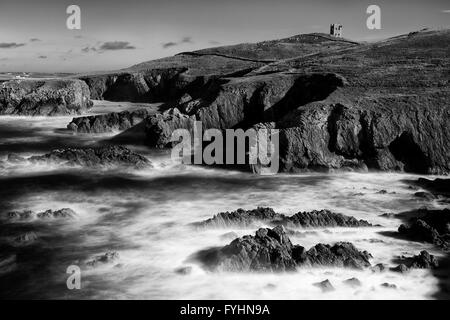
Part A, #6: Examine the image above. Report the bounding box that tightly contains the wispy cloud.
[0,42,25,49]
[209,40,221,45]
[30,38,41,42]
[162,41,177,49]
[99,41,136,50]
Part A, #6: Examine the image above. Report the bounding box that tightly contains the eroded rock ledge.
[10,145,151,169]
[196,207,373,228]
[0,79,92,116]
[194,226,372,272]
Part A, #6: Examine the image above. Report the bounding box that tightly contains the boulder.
[86,251,119,267]
[194,226,372,272]
[0,79,92,116]
[343,277,362,288]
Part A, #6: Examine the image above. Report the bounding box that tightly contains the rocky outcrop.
[67,108,151,133]
[398,209,450,249]
[415,178,450,197]
[26,145,151,169]
[196,207,372,228]
[138,30,450,174]
[0,79,92,116]
[194,226,372,272]
[5,208,76,221]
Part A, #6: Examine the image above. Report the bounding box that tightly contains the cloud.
[162,41,178,49]
[162,37,195,49]
[98,41,136,51]
[30,38,41,42]
[38,55,47,59]
[181,37,193,44]
[0,42,25,49]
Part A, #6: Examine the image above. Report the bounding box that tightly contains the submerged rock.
[396,251,439,269]
[343,277,362,288]
[27,145,151,169]
[414,192,436,200]
[14,232,38,244]
[415,178,450,197]
[381,283,397,289]
[390,264,409,273]
[314,279,335,292]
[0,79,92,116]
[371,263,387,273]
[86,251,120,267]
[5,210,35,221]
[197,207,373,228]
[194,226,372,272]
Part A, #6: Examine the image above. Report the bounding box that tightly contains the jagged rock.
[371,263,387,273]
[86,251,119,267]
[27,145,151,169]
[194,226,372,272]
[313,279,335,292]
[414,192,436,200]
[397,251,439,269]
[197,207,372,228]
[36,208,76,219]
[398,209,450,249]
[381,283,397,289]
[5,210,35,221]
[390,264,409,273]
[174,266,193,275]
[68,109,151,133]
[343,277,362,288]
[0,79,92,116]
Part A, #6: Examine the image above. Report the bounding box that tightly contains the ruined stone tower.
[330,24,343,38]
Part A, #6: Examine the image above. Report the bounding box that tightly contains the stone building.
[330,24,343,38]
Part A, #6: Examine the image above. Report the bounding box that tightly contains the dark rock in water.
[174,266,193,275]
[28,145,151,169]
[410,251,439,269]
[381,283,397,289]
[397,250,439,269]
[36,208,76,219]
[414,191,436,200]
[220,232,239,241]
[0,79,92,116]
[14,232,38,244]
[194,226,372,272]
[313,279,335,292]
[86,251,119,267]
[7,153,25,163]
[5,210,35,221]
[376,190,388,194]
[197,207,372,228]
[343,277,362,288]
[67,108,151,133]
[371,263,387,273]
[415,178,450,197]
[398,208,450,249]
[390,264,409,273]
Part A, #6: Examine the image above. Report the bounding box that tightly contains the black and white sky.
[0,0,449,72]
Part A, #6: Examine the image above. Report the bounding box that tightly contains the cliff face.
[79,30,450,174]
[0,79,92,116]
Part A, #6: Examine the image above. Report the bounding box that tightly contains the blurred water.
[0,112,446,300]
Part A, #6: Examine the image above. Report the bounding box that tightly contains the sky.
[0,0,449,73]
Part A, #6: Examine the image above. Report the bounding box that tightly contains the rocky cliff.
[0,79,92,116]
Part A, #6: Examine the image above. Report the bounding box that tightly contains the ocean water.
[0,106,447,300]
